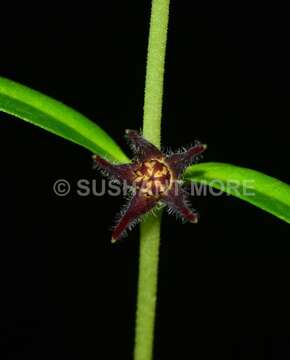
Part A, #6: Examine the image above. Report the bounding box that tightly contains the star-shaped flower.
[93,130,207,242]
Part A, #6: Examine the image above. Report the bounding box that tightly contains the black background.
[1,1,290,359]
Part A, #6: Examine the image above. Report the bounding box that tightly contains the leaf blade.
[184,162,290,223]
[0,76,128,162]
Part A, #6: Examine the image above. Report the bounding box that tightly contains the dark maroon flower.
[93,130,207,242]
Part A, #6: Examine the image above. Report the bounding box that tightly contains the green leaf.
[0,76,128,162]
[184,162,290,224]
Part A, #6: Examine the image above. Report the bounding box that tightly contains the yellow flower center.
[134,159,172,197]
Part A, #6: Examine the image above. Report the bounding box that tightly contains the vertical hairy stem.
[134,215,162,360]
[134,1,170,360]
[142,0,170,146]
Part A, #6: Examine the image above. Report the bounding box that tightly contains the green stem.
[134,215,162,360]
[134,1,170,359]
